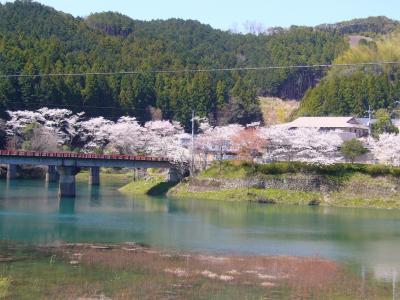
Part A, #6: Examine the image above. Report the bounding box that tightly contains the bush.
[364,164,392,176]
[391,167,400,177]
[256,162,299,175]
[340,139,368,163]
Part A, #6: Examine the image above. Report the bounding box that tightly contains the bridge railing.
[0,150,169,162]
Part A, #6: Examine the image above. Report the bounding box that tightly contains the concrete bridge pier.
[46,165,59,183]
[56,166,79,198]
[167,168,180,183]
[89,167,100,186]
[7,164,17,180]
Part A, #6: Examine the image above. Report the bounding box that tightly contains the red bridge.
[0,150,169,162]
[0,150,179,197]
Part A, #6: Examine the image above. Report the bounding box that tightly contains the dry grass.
[43,243,379,299]
[259,97,300,125]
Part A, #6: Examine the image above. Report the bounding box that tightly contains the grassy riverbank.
[169,184,321,205]
[76,170,134,185]
[0,242,391,299]
[120,161,400,209]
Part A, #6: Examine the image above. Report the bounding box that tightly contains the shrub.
[364,164,392,176]
[391,167,400,177]
[340,139,368,163]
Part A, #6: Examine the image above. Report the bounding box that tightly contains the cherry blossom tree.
[232,127,267,165]
[195,124,244,170]
[75,117,113,152]
[21,123,59,152]
[7,108,84,148]
[261,127,344,164]
[145,120,183,137]
[104,117,146,154]
[144,120,190,175]
[5,107,362,169]
[368,134,400,166]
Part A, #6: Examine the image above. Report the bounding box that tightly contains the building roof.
[285,117,369,130]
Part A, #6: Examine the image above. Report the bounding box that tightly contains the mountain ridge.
[0,0,398,127]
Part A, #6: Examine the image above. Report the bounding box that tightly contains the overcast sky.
[1,0,399,31]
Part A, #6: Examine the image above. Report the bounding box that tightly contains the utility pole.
[367,105,373,136]
[191,109,195,177]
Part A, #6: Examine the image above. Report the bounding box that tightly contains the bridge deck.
[0,150,173,169]
[0,150,169,162]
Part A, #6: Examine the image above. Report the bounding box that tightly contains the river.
[1,178,400,282]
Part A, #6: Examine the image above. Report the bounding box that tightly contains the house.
[283,117,369,138]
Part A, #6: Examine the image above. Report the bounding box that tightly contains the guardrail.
[0,150,169,162]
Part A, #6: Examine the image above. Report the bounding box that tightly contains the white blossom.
[6,108,370,167]
[261,127,344,164]
[368,134,400,166]
[7,108,84,147]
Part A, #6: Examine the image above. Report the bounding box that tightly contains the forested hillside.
[0,0,398,128]
[299,31,400,117]
[316,16,399,36]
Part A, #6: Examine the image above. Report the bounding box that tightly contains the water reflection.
[89,186,101,207]
[59,198,75,215]
[1,179,400,283]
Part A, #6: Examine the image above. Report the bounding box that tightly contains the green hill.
[299,31,400,117]
[0,1,397,127]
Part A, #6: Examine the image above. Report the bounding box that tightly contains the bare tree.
[243,21,266,35]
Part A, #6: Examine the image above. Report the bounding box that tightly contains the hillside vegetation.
[0,1,398,127]
[316,16,399,36]
[299,31,400,117]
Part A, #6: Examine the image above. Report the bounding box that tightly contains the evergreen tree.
[372,109,399,138]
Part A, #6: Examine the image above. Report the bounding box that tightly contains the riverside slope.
[120,162,400,210]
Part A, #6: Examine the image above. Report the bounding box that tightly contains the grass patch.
[201,161,400,180]
[328,173,400,209]
[119,174,169,196]
[0,277,10,299]
[199,161,250,179]
[76,171,134,185]
[169,184,321,205]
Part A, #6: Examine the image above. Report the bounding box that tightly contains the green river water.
[1,178,400,283]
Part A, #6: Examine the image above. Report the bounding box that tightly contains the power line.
[0,61,399,78]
